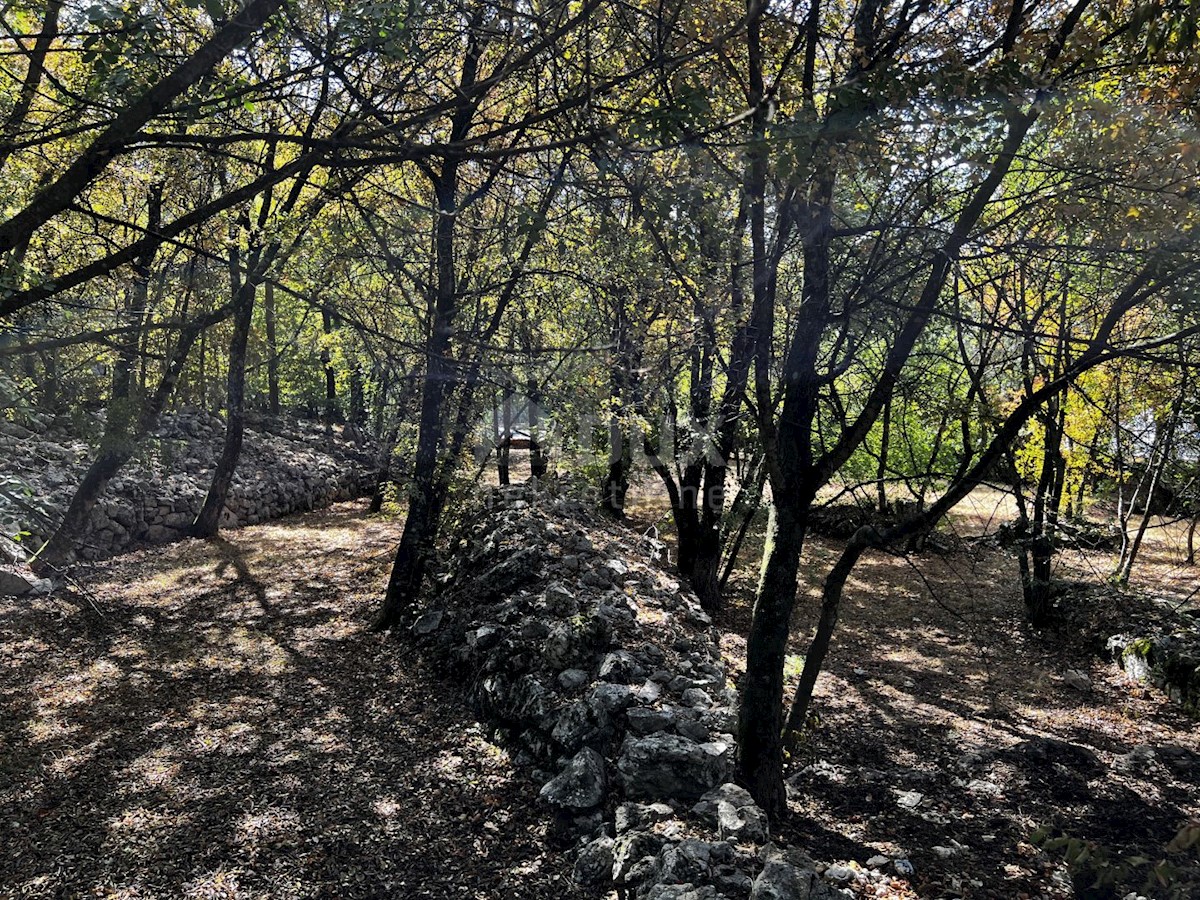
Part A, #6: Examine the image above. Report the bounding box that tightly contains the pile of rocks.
[1108,627,1200,714]
[411,476,839,900]
[1,410,377,563]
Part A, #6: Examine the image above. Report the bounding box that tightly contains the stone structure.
[0,410,377,564]
[411,476,846,900]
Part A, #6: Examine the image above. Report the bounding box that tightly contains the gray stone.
[659,839,726,884]
[582,567,613,588]
[1063,669,1092,692]
[573,835,615,887]
[823,863,855,883]
[677,718,713,743]
[694,784,769,845]
[544,582,579,617]
[750,859,823,900]
[1113,744,1158,774]
[558,668,590,691]
[542,622,575,669]
[604,558,629,580]
[615,801,677,833]
[618,733,732,801]
[636,679,664,703]
[714,866,754,898]
[682,688,714,709]
[517,618,552,640]
[551,700,611,752]
[599,649,646,684]
[0,568,33,597]
[628,706,677,735]
[643,886,723,900]
[589,681,634,713]
[613,830,666,883]
[538,747,607,810]
[412,610,444,635]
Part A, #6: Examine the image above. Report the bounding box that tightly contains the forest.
[1,0,1199,898]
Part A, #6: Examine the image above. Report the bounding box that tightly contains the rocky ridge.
[410,476,844,900]
[1,410,377,569]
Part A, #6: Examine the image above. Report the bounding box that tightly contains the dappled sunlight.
[1,502,580,898]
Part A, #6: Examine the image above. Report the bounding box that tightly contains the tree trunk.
[528,377,548,479]
[371,141,468,630]
[33,303,215,571]
[32,185,163,570]
[785,531,867,738]
[601,421,630,516]
[1118,377,1185,582]
[498,383,513,485]
[349,361,366,435]
[736,499,807,819]
[322,306,338,424]
[876,397,891,513]
[264,280,280,415]
[369,426,400,514]
[192,256,257,538]
[719,456,766,592]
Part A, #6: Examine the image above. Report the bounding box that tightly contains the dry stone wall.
[1,410,377,563]
[411,476,844,900]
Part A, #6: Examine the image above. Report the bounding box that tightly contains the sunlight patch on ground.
[120,747,182,790]
[235,806,301,845]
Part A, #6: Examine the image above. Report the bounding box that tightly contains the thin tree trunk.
[785,530,867,738]
[719,455,766,592]
[322,306,338,424]
[528,377,548,479]
[264,280,280,415]
[876,397,891,513]
[192,254,257,538]
[498,383,513,485]
[369,426,400,514]
[737,499,807,819]
[1118,376,1186,582]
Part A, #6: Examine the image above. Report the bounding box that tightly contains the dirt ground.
[2,482,1197,899]
[704,486,1200,900]
[0,504,581,900]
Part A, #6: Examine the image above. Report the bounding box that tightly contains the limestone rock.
[693,783,769,845]
[573,835,615,887]
[539,747,607,810]
[618,733,732,801]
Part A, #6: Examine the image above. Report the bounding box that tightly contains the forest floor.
[661,486,1200,900]
[2,488,1198,899]
[0,503,582,900]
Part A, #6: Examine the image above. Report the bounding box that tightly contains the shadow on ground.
[0,501,579,900]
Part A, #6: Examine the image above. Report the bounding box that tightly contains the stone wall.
[1,410,378,563]
[411,477,846,900]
